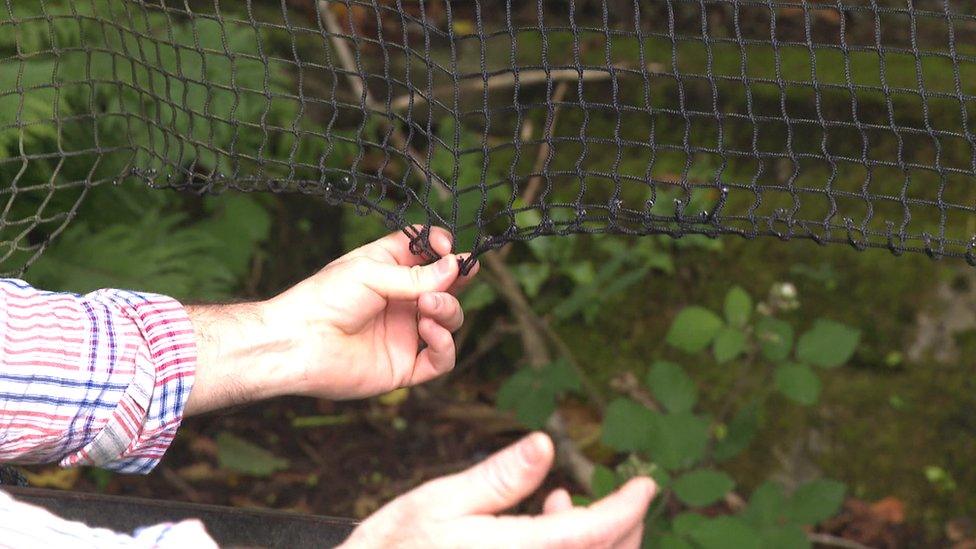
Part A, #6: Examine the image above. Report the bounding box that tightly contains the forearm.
[183,302,300,416]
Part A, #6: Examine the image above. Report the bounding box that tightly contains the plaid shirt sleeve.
[0,278,196,473]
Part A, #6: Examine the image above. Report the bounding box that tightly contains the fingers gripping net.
[3,1,976,276]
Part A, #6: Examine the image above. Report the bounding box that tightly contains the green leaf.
[713,327,747,364]
[591,465,619,498]
[601,398,656,452]
[713,403,760,461]
[797,319,861,369]
[786,479,846,525]
[672,512,708,536]
[496,371,539,415]
[461,281,498,312]
[687,516,761,549]
[570,494,594,506]
[565,260,596,285]
[196,194,271,278]
[775,363,821,406]
[512,263,551,298]
[756,317,794,362]
[499,384,556,429]
[667,306,725,353]
[216,432,289,477]
[27,213,236,301]
[646,361,698,414]
[760,525,811,549]
[657,533,695,549]
[742,482,787,528]
[551,253,640,324]
[650,464,672,489]
[547,359,582,393]
[603,402,709,469]
[496,360,580,429]
[673,469,735,507]
[647,412,711,471]
[496,373,555,428]
[724,286,753,327]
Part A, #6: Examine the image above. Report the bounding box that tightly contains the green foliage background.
[3,1,975,546]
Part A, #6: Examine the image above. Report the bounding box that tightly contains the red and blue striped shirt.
[0,279,218,547]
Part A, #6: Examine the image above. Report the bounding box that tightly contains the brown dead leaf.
[559,401,602,449]
[813,8,842,25]
[779,7,804,20]
[353,494,381,518]
[189,435,219,458]
[778,6,842,25]
[821,497,907,548]
[870,497,906,525]
[378,387,410,407]
[176,462,218,482]
[435,402,521,435]
[229,495,264,509]
[947,517,975,544]
[286,499,313,515]
[23,467,80,489]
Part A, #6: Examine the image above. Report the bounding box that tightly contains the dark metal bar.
[4,486,357,548]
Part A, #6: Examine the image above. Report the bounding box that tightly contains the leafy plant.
[1,1,343,296]
[496,284,861,548]
[3,1,361,288]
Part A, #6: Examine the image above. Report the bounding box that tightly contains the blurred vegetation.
[4,1,976,548]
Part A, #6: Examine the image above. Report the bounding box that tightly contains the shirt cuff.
[60,290,197,474]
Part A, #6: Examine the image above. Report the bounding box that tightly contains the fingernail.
[436,256,454,275]
[519,432,547,465]
[432,293,443,309]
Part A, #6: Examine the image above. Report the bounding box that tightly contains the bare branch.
[478,252,605,493]
[389,63,665,113]
[317,1,449,199]
[519,80,571,209]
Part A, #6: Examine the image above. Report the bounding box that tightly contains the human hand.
[185,227,478,414]
[340,433,657,549]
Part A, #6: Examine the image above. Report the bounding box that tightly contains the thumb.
[410,432,554,517]
[360,255,459,300]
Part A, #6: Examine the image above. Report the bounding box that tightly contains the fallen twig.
[808,533,875,549]
[456,319,515,373]
[609,371,661,413]
[159,466,204,504]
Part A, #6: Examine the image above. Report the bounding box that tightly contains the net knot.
[844,218,867,252]
[922,233,943,260]
[458,255,479,276]
[703,187,730,224]
[885,221,904,257]
[673,198,687,224]
[401,224,438,262]
[966,236,976,267]
[768,209,794,241]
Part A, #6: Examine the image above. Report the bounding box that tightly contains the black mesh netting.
[3,0,976,275]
